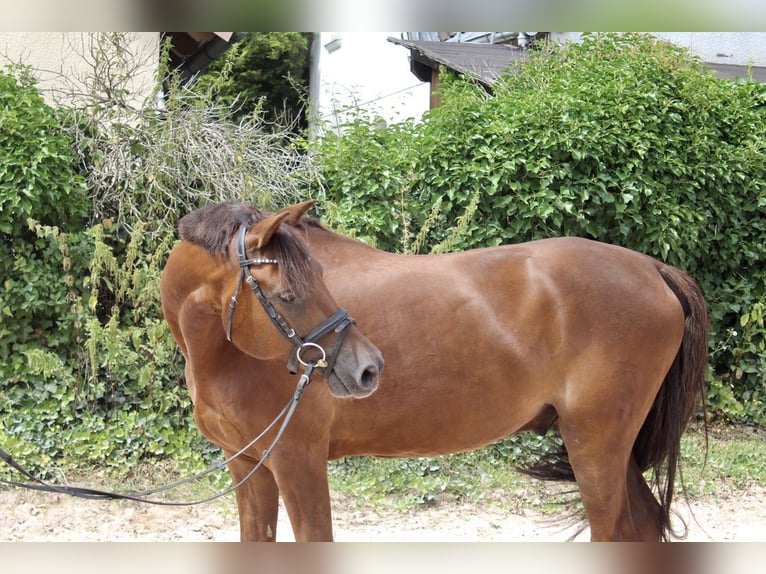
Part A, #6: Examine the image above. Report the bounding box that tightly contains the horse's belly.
[329,371,551,458]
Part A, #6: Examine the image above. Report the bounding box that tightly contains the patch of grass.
[328,425,766,513]
[1,455,235,514]
[327,432,575,514]
[680,424,766,498]
[5,425,760,518]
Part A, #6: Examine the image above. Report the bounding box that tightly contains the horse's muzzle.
[328,346,383,398]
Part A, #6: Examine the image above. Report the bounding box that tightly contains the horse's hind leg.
[226,452,280,541]
[626,456,663,539]
[558,416,658,541]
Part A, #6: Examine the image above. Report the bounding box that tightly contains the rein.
[0,224,356,506]
[0,363,318,506]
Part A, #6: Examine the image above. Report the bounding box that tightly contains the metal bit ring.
[296,342,328,368]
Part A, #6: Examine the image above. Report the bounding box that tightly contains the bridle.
[225,224,355,376]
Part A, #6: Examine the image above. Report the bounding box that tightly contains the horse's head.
[215,200,382,398]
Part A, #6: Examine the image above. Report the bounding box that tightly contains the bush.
[0,67,89,442]
[313,33,766,423]
[0,66,88,236]
[64,34,319,236]
[0,57,204,480]
[0,66,88,407]
[194,32,313,129]
[0,215,210,480]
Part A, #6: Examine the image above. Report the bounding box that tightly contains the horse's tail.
[519,264,709,541]
[631,265,709,540]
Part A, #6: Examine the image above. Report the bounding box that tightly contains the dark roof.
[390,37,766,86]
[387,37,528,86]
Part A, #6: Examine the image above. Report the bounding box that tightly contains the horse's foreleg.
[270,452,334,541]
[226,452,280,541]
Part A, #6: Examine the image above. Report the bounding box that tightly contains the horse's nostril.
[360,363,380,389]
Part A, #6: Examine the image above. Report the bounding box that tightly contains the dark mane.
[178,201,317,297]
[178,201,265,256]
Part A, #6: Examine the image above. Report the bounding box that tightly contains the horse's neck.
[162,241,229,349]
[305,224,391,267]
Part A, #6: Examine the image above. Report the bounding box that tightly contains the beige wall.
[0,32,160,108]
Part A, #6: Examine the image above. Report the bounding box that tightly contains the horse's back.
[440,237,684,339]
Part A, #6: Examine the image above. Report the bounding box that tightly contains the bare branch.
[7,32,321,237]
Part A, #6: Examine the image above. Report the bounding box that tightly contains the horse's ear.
[282,199,317,226]
[246,210,292,250]
[244,200,316,250]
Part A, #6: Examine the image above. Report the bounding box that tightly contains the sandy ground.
[1,482,764,542]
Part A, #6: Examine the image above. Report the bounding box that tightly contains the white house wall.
[552,32,766,67]
[652,32,766,67]
[310,32,430,136]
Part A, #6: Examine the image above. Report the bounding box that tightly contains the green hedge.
[314,33,766,424]
[0,65,217,480]
[2,32,764,489]
[0,66,87,236]
[0,66,88,411]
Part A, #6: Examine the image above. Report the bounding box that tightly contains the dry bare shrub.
[27,32,320,236]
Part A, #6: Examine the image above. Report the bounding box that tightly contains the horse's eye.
[278,290,296,304]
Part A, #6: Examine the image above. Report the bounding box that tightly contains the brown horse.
[160,199,708,542]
